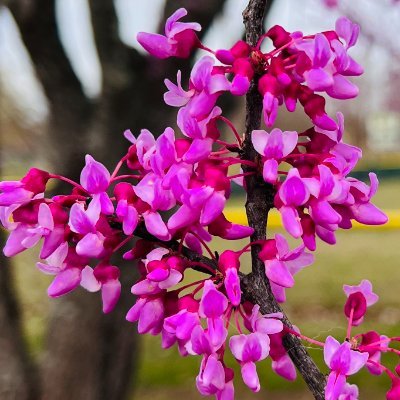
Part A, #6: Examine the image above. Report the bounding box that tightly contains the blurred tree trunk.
[0,89,38,399]
[2,1,227,399]
[0,237,39,400]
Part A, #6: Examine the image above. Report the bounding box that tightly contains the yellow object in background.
[224,207,400,230]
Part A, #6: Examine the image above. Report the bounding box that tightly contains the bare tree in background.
[0,1,240,399]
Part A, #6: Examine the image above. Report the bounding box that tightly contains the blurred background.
[0,0,399,399]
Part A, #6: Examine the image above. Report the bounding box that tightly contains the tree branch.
[241,1,327,399]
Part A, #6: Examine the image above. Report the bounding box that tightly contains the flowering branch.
[1,3,395,400]
[241,2,327,398]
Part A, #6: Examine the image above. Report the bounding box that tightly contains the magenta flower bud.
[361,331,384,356]
[266,25,291,48]
[269,333,297,381]
[208,214,254,240]
[230,40,251,58]
[343,280,378,326]
[301,215,316,251]
[343,280,379,307]
[216,49,235,65]
[0,168,49,207]
[166,255,186,273]
[387,378,400,400]
[114,182,135,202]
[344,292,367,323]
[218,250,240,273]
[21,168,50,194]
[216,40,250,65]
[178,294,199,313]
[258,240,278,261]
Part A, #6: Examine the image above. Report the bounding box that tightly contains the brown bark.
[241,1,327,399]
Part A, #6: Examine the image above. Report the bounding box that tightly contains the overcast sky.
[0,0,399,126]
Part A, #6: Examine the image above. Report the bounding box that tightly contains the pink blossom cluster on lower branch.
[0,7,396,400]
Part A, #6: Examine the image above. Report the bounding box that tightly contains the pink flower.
[163,309,200,350]
[133,173,173,241]
[292,19,361,100]
[190,325,225,356]
[164,70,195,107]
[37,243,89,298]
[68,200,105,258]
[269,332,297,381]
[126,296,164,335]
[199,280,228,318]
[132,248,184,295]
[258,74,280,127]
[80,264,121,313]
[215,40,253,96]
[338,383,359,400]
[258,234,314,297]
[347,173,388,226]
[276,168,310,238]
[0,168,49,207]
[218,250,241,306]
[343,280,379,306]
[199,280,228,349]
[387,378,400,400]
[3,202,64,259]
[343,280,379,326]
[229,332,270,392]
[208,214,254,240]
[252,128,298,183]
[359,331,388,375]
[324,336,368,400]
[335,17,360,50]
[80,155,113,215]
[114,183,139,235]
[302,33,335,92]
[137,8,201,59]
[170,57,229,148]
[245,304,284,335]
[196,355,234,399]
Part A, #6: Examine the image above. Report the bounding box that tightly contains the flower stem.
[284,327,325,347]
[111,174,142,182]
[346,307,354,340]
[49,174,87,193]
[110,155,127,180]
[218,116,242,144]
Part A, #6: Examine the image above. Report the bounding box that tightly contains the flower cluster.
[321,280,400,400]
[0,7,393,400]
